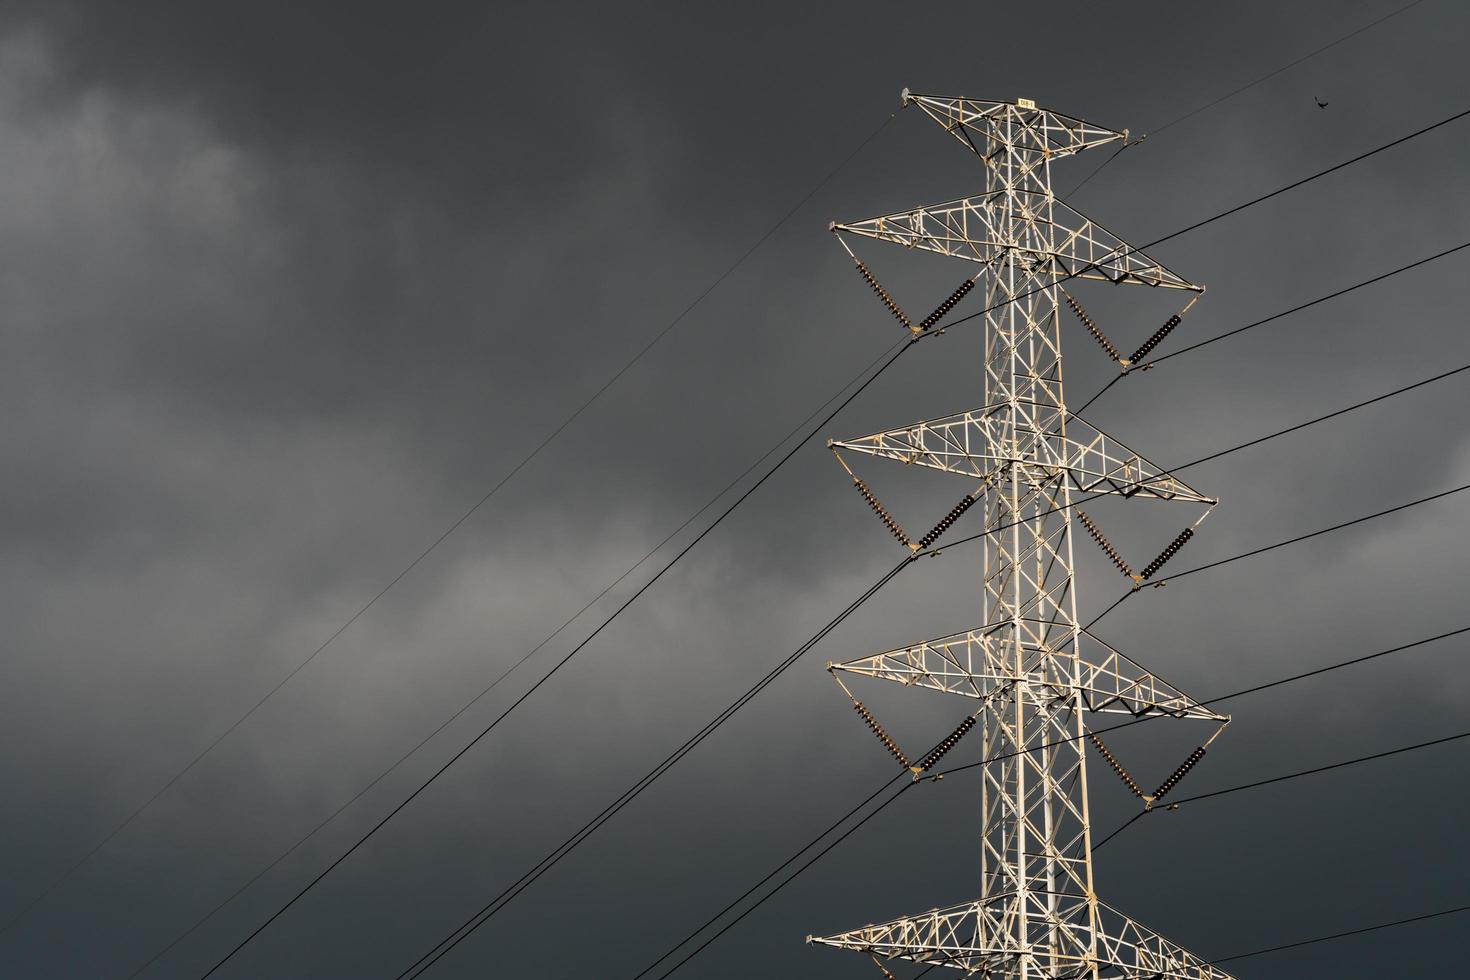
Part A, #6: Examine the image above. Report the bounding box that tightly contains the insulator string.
[1151,745,1208,802]
[1063,289,1121,362]
[851,476,912,549]
[1076,510,1135,579]
[1140,527,1194,580]
[854,260,913,331]
[1127,312,1182,365]
[916,715,978,772]
[916,277,977,332]
[1087,731,1146,801]
[852,700,912,770]
[915,491,980,551]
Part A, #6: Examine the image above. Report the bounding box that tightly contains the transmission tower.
[810,91,1233,980]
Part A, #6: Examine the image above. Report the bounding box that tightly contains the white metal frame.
[808,92,1232,980]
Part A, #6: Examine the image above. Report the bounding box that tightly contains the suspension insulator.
[853,699,912,769]
[1140,527,1194,580]
[1127,313,1182,365]
[1077,510,1135,579]
[1151,745,1207,802]
[916,277,977,332]
[852,476,912,549]
[854,260,913,331]
[916,491,980,550]
[1064,291,1121,362]
[1088,731,1146,800]
[917,714,978,771]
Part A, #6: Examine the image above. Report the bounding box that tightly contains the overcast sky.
[1,2,1468,978]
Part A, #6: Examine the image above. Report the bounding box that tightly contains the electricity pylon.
[810,91,1233,980]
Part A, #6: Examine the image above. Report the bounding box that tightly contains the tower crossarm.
[832,408,1213,504]
[809,895,1233,980]
[904,91,1127,164]
[833,190,1201,291]
[829,624,1224,722]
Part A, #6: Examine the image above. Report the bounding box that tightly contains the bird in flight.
[1315,96,1330,109]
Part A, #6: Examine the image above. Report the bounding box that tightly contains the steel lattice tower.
[810,92,1233,980]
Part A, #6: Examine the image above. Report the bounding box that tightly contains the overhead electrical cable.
[1074,238,1470,416]
[1209,902,1470,964]
[1067,0,1434,195]
[190,335,923,980]
[185,101,1470,980]
[630,624,1470,980]
[119,338,909,980]
[0,109,906,944]
[1092,728,1470,851]
[396,362,1470,978]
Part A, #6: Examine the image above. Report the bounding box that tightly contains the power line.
[397,356,1470,976]
[633,623,1470,980]
[1211,902,1470,964]
[616,360,1470,975]
[120,338,909,980]
[1155,480,1470,585]
[0,110,904,945]
[1093,728,1470,851]
[938,101,1470,349]
[191,339,920,980]
[258,232,1464,980]
[942,358,1470,558]
[895,900,1470,978]
[409,357,1470,979]
[1151,0,1431,139]
[1074,238,1470,416]
[184,102,1470,979]
[1066,0,1434,196]
[1145,240,1470,368]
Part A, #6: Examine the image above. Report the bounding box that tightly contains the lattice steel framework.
[809,92,1233,980]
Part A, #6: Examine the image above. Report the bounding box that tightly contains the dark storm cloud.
[1,2,1468,979]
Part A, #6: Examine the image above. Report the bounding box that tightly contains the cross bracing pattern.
[809,92,1233,980]
[833,190,1200,291]
[829,625,1227,723]
[831,409,1214,504]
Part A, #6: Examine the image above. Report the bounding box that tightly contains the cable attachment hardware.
[854,260,913,332]
[916,277,977,333]
[852,475,913,550]
[869,955,900,980]
[852,699,912,769]
[1126,313,1182,366]
[1140,527,1194,580]
[1063,289,1121,362]
[916,490,981,551]
[1076,510,1134,579]
[915,713,978,773]
[1150,745,1207,803]
[1087,731,1146,801]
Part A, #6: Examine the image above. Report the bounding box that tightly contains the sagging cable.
[1076,510,1134,579]
[1062,287,1121,362]
[1087,731,1147,801]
